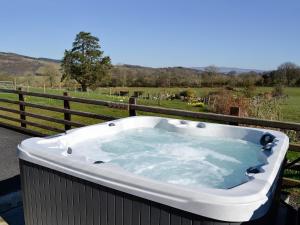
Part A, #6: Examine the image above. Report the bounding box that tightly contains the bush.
[133,91,144,97]
[249,97,282,120]
[206,88,284,120]
[272,84,285,97]
[285,130,298,143]
[179,89,197,99]
[207,90,251,116]
[243,85,256,98]
[190,102,205,107]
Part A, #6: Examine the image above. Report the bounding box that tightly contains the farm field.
[6,86,300,121]
[0,86,299,160]
[0,86,300,126]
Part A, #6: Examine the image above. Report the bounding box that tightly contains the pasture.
[0,86,300,127]
[7,86,300,121]
[0,86,299,161]
[0,86,299,192]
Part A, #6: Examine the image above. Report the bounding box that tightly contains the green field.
[66,86,300,123]
[9,86,300,121]
[1,86,300,128]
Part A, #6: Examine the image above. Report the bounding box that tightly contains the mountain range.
[192,67,265,74]
[0,52,265,76]
[0,52,60,76]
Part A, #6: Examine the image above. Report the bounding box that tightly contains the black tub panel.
[20,160,280,225]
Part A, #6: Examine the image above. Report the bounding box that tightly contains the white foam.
[159,144,240,163]
[70,127,265,189]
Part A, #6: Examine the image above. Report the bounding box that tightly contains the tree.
[43,65,60,87]
[61,31,112,91]
[204,65,219,87]
[277,62,299,86]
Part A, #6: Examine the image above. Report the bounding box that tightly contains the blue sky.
[0,0,299,70]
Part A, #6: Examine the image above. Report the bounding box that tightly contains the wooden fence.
[0,88,299,186]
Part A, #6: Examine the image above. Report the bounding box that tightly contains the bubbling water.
[72,128,265,189]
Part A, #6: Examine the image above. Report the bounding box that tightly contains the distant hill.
[116,64,200,73]
[192,66,265,74]
[0,52,60,76]
[0,53,202,77]
[0,52,265,77]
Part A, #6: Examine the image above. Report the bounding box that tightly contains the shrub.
[272,84,285,97]
[285,130,298,143]
[249,97,282,120]
[179,89,197,99]
[133,91,144,97]
[190,102,205,107]
[206,88,283,120]
[243,85,256,98]
[207,90,251,116]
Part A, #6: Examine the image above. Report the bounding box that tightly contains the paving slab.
[0,126,31,182]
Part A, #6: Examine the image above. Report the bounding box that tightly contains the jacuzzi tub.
[18,116,289,225]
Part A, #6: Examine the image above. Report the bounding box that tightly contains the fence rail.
[0,88,299,186]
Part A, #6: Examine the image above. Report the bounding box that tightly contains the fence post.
[63,92,71,131]
[129,97,137,116]
[229,106,240,126]
[14,78,17,90]
[18,87,26,128]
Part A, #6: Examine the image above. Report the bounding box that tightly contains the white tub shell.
[18,116,289,222]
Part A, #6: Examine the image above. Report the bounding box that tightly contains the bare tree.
[43,65,60,88]
[204,65,219,87]
[277,62,299,86]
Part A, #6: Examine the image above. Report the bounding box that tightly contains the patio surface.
[0,126,30,225]
[0,126,30,182]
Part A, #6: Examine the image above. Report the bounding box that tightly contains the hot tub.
[18,116,289,225]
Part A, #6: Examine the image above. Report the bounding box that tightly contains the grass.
[280,87,300,123]
[1,86,300,126]
[12,86,300,123]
